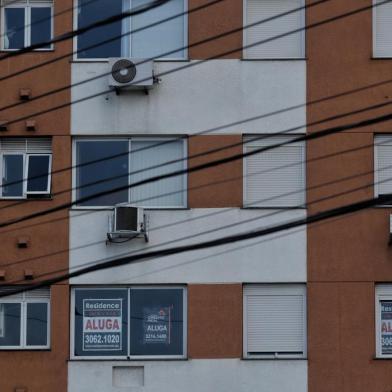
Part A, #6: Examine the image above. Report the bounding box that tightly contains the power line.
[1,96,391,230]
[1,191,390,298]
[0,76,391,211]
[0,0,386,129]
[0,0,387,207]
[0,0,386,198]
[2,139,391,281]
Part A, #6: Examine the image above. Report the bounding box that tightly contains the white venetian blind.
[244,285,306,356]
[375,135,392,195]
[244,135,305,207]
[130,139,186,207]
[0,138,51,153]
[0,286,50,300]
[373,0,392,57]
[245,0,304,59]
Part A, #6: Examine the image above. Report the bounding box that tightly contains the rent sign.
[381,301,392,354]
[143,306,171,345]
[83,299,122,351]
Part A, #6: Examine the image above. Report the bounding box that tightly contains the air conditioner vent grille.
[111,59,137,84]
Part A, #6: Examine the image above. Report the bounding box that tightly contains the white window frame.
[1,0,54,51]
[242,0,306,59]
[73,0,188,61]
[0,294,50,350]
[243,284,307,359]
[72,136,188,209]
[375,284,392,358]
[372,0,392,58]
[70,285,187,360]
[1,152,25,199]
[0,151,52,199]
[374,134,392,201]
[25,153,52,195]
[242,134,306,208]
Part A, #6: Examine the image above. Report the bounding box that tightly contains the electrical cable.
[1,97,391,230]
[1,191,391,298]
[2,140,392,286]
[0,0,387,199]
[0,0,387,208]
[0,0,388,130]
[0,79,391,213]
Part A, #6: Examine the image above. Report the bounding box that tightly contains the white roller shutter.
[373,0,392,57]
[244,284,306,358]
[243,135,305,207]
[244,0,304,59]
[375,135,392,196]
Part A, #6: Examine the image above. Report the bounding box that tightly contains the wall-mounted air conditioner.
[107,204,149,243]
[108,58,155,91]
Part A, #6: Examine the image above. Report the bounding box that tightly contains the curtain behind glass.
[130,139,185,207]
[131,0,185,58]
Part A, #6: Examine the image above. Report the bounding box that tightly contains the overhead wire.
[1,121,392,284]
[1,93,392,230]
[1,191,391,298]
[0,0,390,294]
[0,0,388,205]
[0,0,388,131]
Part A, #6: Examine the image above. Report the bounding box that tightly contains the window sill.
[0,348,50,351]
[241,206,307,210]
[242,357,307,360]
[70,58,189,64]
[68,356,188,361]
[0,196,53,201]
[372,356,392,360]
[241,57,307,61]
[1,48,54,53]
[70,206,189,211]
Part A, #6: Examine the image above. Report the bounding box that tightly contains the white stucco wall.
[69,208,306,284]
[71,60,306,135]
[68,359,307,392]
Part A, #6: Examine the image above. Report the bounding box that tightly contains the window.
[72,286,186,358]
[373,0,392,57]
[243,0,305,59]
[243,135,305,207]
[76,0,187,59]
[374,135,392,196]
[375,285,392,357]
[243,284,306,358]
[1,0,53,50]
[74,138,187,208]
[0,138,52,199]
[0,287,50,349]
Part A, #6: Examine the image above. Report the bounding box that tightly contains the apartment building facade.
[2,0,375,391]
[68,0,307,391]
[307,0,392,391]
[0,1,72,391]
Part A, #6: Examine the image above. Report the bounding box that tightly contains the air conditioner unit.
[108,58,155,91]
[107,205,149,243]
